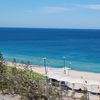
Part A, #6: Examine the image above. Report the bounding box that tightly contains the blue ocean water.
[0,28,100,73]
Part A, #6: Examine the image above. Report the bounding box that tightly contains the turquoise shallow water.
[0,28,100,73]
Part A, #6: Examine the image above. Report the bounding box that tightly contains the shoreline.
[4,56,100,74]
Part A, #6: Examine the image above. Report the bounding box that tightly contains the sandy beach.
[33,67,100,81]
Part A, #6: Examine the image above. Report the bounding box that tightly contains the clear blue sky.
[0,0,100,29]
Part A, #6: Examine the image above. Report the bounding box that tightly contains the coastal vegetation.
[0,53,63,100]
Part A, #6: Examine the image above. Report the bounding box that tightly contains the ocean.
[0,28,100,73]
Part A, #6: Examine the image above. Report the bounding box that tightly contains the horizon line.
[0,27,100,30]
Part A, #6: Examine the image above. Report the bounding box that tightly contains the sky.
[0,0,100,29]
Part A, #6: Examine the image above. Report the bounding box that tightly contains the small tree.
[0,52,6,75]
[0,52,4,60]
[0,52,7,94]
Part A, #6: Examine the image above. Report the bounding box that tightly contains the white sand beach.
[32,66,100,81]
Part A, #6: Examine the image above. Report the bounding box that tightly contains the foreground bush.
[0,53,62,100]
